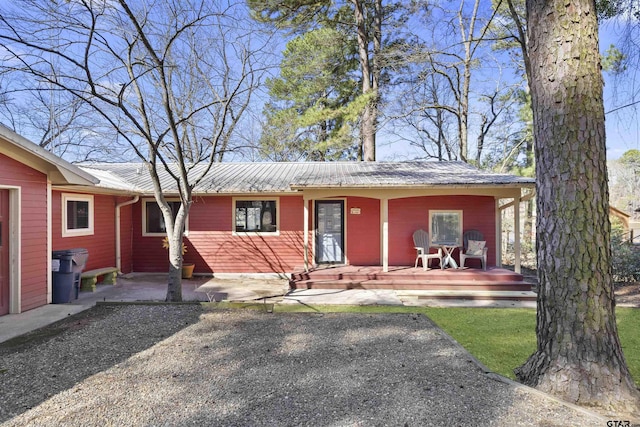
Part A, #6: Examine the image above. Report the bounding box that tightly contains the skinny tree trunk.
[352,0,376,161]
[163,202,190,302]
[457,0,480,163]
[515,0,640,414]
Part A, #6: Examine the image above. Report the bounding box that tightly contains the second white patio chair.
[460,229,488,270]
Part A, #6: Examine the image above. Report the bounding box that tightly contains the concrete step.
[397,289,537,301]
[290,279,533,292]
[291,269,525,283]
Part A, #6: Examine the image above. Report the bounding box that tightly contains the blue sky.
[1,1,636,163]
[377,15,640,162]
[601,21,640,160]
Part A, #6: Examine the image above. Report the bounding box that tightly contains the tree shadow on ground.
[2,306,607,426]
[0,304,204,423]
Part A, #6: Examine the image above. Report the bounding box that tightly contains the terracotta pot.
[182,263,195,279]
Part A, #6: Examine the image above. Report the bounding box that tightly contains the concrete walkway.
[0,273,536,344]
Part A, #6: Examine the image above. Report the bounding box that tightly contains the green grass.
[424,308,537,380]
[616,308,640,383]
[424,307,640,383]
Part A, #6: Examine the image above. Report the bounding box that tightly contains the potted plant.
[162,237,195,279]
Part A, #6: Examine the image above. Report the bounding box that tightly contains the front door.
[0,190,9,315]
[315,200,344,264]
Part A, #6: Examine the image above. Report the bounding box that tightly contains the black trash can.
[52,250,74,304]
[52,248,89,302]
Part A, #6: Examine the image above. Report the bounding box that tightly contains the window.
[142,199,184,236]
[429,210,462,246]
[62,194,94,237]
[234,199,278,233]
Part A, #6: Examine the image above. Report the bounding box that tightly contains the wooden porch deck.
[290,265,534,297]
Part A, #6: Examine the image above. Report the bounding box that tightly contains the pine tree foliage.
[260,27,360,160]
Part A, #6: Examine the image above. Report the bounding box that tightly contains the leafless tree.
[0,73,114,162]
[391,0,514,164]
[0,0,267,301]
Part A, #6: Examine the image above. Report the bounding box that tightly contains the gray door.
[315,201,344,264]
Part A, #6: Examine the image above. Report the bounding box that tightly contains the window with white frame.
[62,193,94,237]
[142,199,184,236]
[234,199,278,233]
[429,210,462,246]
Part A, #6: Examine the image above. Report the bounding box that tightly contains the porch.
[290,265,536,302]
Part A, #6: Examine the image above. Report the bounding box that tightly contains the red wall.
[346,197,380,265]
[118,202,134,274]
[52,191,119,272]
[0,153,48,312]
[130,194,496,273]
[389,195,496,266]
[132,195,306,274]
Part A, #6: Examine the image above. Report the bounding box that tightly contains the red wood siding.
[346,197,380,265]
[388,195,496,266]
[132,194,497,272]
[0,152,48,312]
[52,192,117,271]
[132,196,306,274]
[118,200,134,274]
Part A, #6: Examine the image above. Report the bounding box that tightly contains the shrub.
[611,226,640,284]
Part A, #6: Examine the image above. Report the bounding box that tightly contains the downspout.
[116,196,139,273]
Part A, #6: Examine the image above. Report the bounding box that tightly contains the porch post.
[303,196,310,272]
[496,198,502,268]
[514,195,521,274]
[381,198,389,272]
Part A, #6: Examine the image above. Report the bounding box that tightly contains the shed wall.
[0,152,48,312]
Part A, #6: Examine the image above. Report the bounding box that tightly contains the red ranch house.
[79,162,535,283]
[0,126,535,315]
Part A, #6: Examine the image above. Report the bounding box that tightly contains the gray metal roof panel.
[80,161,534,194]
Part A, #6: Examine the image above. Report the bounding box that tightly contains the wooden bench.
[81,267,118,292]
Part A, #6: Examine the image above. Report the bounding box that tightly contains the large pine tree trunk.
[515,0,640,414]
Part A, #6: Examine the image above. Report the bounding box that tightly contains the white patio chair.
[460,230,488,270]
[413,229,443,271]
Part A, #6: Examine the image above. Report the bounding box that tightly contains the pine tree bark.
[515,0,640,414]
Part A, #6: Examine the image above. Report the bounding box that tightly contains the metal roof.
[79,161,534,194]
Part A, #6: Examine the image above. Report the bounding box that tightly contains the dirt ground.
[615,283,640,306]
[0,305,611,426]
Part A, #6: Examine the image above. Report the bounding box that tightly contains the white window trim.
[429,210,463,246]
[62,193,94,237]
[142,198,189,237]
[232,197,280,236]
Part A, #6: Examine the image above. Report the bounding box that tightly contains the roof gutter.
[289,183,536,191]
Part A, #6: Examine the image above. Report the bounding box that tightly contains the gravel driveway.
[0,304,607,426]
